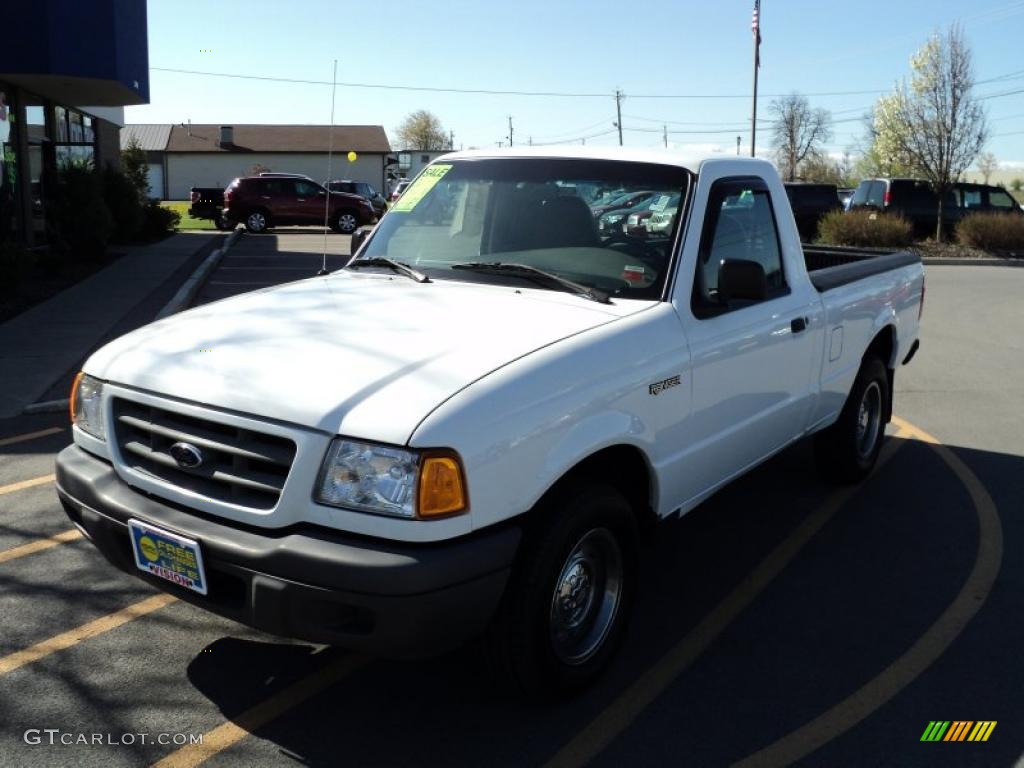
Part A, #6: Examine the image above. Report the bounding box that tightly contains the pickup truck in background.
[187,187,234,231]
[57,149,923,695]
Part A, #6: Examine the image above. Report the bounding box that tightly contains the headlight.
[316,439,467,519]
[70,372,105,440]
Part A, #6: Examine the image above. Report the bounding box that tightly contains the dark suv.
[223,176,377,234]
[326,180,387,218]
[849,178,1022,236]
[783,183,842,241]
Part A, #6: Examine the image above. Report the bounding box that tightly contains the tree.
[977,151,998,184]
[869,26,988,241]
[395,110,448,150]
[120,135,149,202]
[769,94,832,182]
[1011,178,1023,193]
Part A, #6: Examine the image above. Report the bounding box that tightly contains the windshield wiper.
[346,258,430,283]
[450,262,610,304]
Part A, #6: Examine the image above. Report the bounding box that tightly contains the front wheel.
[815,356,889,484]
[484,482,637,695]
[244,210,269,234]
[332,210,359,234]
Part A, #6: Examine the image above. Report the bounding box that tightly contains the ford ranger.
[56,149,924,694]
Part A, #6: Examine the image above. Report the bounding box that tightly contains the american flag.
[752,0,762,68]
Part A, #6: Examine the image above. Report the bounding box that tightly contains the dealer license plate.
[128,519,207,595]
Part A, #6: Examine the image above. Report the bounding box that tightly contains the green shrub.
[817,210,914,248]
[956,212,1024,252]
[102,167,143,243]
[138,199,180,241]
[0,241,35,293]
[50,162,112,260]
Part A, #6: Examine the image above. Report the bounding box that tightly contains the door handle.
[791,317,808,333]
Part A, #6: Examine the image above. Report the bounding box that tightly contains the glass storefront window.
[83,117,94,144]
[69,110,83,143]
[0,85,18,241]
[56,144,94,166]
[55,105,68,142]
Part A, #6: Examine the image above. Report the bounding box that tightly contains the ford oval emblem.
[169,442,204,469]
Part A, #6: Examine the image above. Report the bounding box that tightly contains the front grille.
[112,398,297,510]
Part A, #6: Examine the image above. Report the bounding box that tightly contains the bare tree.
[395,110,448,150]
[977,151,998,184]
[770,94,832,182]
[871,26,988,240]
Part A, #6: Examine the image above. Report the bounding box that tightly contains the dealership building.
[0,0,149,247]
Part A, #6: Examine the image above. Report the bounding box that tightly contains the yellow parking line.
[0,427,64,447]
[151,653,369,768]
[544,430,911,768]
[0,529,83,565]
[0,593,177,677]
[731,417,1002,767]
[0,474,55,496]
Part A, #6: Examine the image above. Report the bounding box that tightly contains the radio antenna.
[318,58,338,276]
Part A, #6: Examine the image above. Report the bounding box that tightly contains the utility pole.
[449,130,454,149]
[663,124,668,148]
[751,0,761,157]
[508,115,514,148]
[497,141,504,148]
[528,136,533,146]
[737,136,741,155]
[614,89,624,146]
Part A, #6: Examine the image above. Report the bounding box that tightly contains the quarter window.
[693,178,787,316]
[988,189,1016,209]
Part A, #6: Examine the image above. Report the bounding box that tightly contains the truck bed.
[803,246,921,292]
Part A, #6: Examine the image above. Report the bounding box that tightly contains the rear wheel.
[484,481,637,695]
[244,209,270,233]
[815,356,889,484]
[214,214,234,231]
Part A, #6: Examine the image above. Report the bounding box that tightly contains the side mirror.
[718,259,767,303]
[351,225,375,254]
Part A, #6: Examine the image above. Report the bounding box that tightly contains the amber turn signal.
[69,371,84,423]
[418,454,467,518]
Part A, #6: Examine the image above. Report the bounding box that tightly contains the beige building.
[123,124,394,200]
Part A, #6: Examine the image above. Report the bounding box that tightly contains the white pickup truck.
[57,149,924,693]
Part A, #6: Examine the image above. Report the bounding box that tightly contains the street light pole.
[615,90,624,146]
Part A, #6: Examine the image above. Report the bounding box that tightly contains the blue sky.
[127,0,1024,165]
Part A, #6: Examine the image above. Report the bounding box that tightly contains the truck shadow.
[181,434,1021,768]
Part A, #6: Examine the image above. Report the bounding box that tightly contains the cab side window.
[692,177,787,317]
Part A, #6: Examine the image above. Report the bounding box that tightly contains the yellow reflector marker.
[69,371,84,424]
[418,455,467,517]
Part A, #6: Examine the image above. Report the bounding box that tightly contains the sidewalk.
[0,232,222,417]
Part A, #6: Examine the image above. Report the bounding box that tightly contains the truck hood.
[85,272,649,444]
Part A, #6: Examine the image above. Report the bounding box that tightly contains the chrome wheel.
[856,381,882,459]
[549,527,623,666]
[246,211,267,232]
[337,213,358,233]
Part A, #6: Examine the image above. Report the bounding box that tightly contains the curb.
[156,228,242,320]
[21,230,243,416]
[23,398,69,415]
[921,257,1024,267]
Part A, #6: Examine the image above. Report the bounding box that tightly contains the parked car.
[59,151,923,694]
[389,179,412,202]
[848,178,1023,236]
[838,187,855,209]
[784,183,842,242]
[590,190,655,220]
[624,193,681,237]
[326,179,388,218]
[188,187,234,231]
[222,176,377,234]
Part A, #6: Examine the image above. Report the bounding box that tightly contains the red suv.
[223,176,377,234]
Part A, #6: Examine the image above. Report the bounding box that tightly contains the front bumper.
[56,445,520,657]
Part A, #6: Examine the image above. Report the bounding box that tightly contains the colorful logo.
[138,535,159,563]
[921,721,996,742]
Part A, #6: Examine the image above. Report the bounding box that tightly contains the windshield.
[358,158,691,300]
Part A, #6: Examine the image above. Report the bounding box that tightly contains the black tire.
[214,214,234,231]
[332,209,359,234]
[815,356,889,484]
[244,209,270,233]
[483,481,637,696]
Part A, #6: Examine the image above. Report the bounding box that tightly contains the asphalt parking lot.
[0,263,1021,767]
